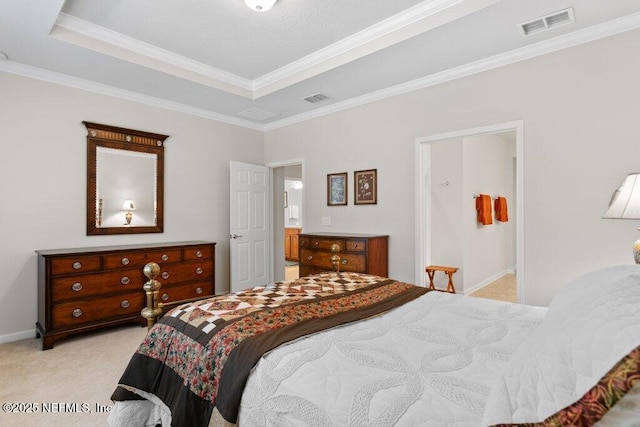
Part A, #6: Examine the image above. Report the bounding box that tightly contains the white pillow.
[482,265,640,426]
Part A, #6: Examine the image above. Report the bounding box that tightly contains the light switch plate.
[321,216,331,226]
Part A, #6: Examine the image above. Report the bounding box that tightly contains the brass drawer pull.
[71,282,83,292]
[196,250,203,258]
[196,267,203,275]
[121,257,130,266]
[196,287,203,295]
[161,254,169,261]
[72,308,83,318]
[307,256,313,261]
[72,261,82,270]
[120,276,130,285]
[120,300,130,309]
[342,259,348,265]
[314,241,319,246]
[161,272,169,280]
[161,293,169,301]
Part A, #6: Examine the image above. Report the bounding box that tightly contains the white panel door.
[230,161,270,292]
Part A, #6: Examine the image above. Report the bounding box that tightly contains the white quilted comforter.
[238,291,546,426]
[110,266,640,426]
[482,265,640,426]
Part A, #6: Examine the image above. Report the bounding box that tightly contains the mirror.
[84,121,167,235]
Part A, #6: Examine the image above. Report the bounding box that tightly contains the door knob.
[230,234,244,239]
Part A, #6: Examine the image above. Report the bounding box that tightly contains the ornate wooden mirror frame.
[85,121,167,235]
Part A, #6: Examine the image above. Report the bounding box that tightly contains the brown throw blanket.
[111,272,428,426]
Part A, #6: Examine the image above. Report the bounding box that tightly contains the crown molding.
[50,13,255,98]
[0,60,264,131]
[252,0,501,97]
[49,0,500,100]
[264,11,640,131]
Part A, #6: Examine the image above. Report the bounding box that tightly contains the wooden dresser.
[36,241,215,350]
[298,233,388,277]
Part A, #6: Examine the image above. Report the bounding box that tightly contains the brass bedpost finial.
[141,262,163,329]
[330,243,341,273]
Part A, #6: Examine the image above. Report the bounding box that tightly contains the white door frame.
[266,158,305,283]
[414,120,525,303]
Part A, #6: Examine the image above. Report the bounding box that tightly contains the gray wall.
[0,72,263,341]
[264,28,640,307]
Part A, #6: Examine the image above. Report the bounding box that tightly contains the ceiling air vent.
[237,107,279,121]
[303,93,331,104]
[519,7,575,37]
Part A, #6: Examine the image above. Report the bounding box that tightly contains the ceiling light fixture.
[243,0,277,12]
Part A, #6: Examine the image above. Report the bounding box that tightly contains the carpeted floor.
[0,324,147,426]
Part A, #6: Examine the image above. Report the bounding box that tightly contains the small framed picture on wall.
[354,169,377,205]
[327,172,348,206]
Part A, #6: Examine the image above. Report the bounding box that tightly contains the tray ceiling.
[2,0,640,129]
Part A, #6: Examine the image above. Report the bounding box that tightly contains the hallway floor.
[469,273,517,303]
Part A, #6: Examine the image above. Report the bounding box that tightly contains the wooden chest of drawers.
[298,233,388,277]
[36,241,215,350]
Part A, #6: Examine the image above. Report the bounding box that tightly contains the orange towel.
[495,197,508,222]
[476,194,492,225]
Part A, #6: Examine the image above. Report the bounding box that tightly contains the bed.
[108,266,640,426]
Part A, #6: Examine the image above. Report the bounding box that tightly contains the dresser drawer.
[300,237,344,251]
[51,268,143,303]
[299,265,323,277]
[345,240,367,252]
[51,291,144,330]
[338,253,366,272]
[51,255,101,276]
[103,249,182,270]
[300,249,366,272]
[158,281,214,305]
[300,248,330,270]
[184,245,214,261]
[157,260,214,284]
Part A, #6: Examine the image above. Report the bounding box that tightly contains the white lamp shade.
[244,0,277,12]
[122,199,136,210]
[603,173,640,219]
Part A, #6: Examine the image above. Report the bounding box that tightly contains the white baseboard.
[0,329,37,345]
[464,269,515,296]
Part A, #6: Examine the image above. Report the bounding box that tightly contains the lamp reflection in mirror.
[243,0,277,12]
[122,199,136,226]
[603,173,640,263]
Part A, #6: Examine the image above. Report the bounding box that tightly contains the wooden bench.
[425,265,458,293]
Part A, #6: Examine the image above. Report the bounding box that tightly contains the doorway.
[414,121,524,303]
[268,159,304,283]
[284,174,303,280]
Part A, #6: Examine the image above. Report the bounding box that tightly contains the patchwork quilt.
[110,272,427,426]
